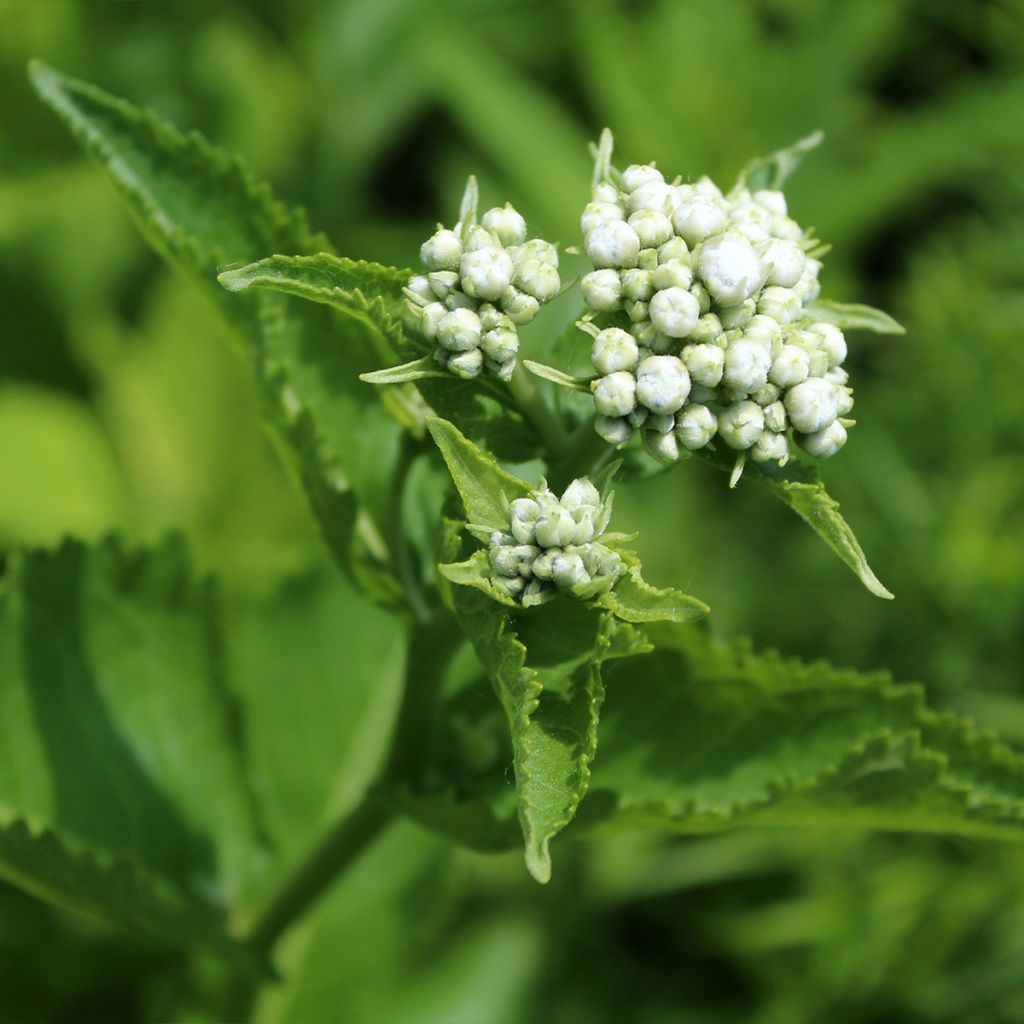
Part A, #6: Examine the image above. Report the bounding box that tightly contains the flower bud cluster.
[579,165,853,464]
[487,478,623,605]
[405,203,561,381]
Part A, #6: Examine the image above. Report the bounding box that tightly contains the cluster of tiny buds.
[405,201,561,381]
[487,478,623,606]
[579,162,853,465]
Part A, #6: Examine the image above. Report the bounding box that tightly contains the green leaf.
[805,299,906,334]
[426,417,532,531]
[522,360,592,392]
[697,447,893,599]
[360,356,449,385]
[734,130,825,192]
[597,562,710,624]
[577,626,1024,844]
[438,550,520,608]
[0,536,260,949]
[29,61,403,609]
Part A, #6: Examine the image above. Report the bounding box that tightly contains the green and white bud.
[646,413,676,434]
[797,419,848,458]
[460,246,515,302]
[718,400,765,450]
[592,182,620,204]
[481,204,527,246]
[586,220,641,269]
[580,201,625,237]
[627,405,649,429]
[420,301,447,340]
[581,269,622,310]
[428,270,460,301]
[658,236,690,263]
[675,404,718,450]
[494,575,526,599]
[626,300,649,323]
[406,275,434,304]
[580,543,622,580]
[628,209,674,248]
[594,414,632,446]
[481,327,519,363]
[723,339,772,393]
[552,551,591,590]
[509,498,541,544]
[635,355,690,414]
[793,268,822,302]
[688,384,718,405]
[750,430,789,464]
[827,366,850,387]
[500,287,541,325]
[698,234,766,305]
[535,505,578,548]
[621,268,655,302]
[463,225,498,252]
[753,383,782,406]
[688,313,724,345]
[561,478,601,510]
[592,327,640,375]
[758,238,806,288]
[638,247,660,270]
[757,286,802,325]
[448,347,483,379]
[835,387,855,416]
[651,259,694,292]
[530,550,557,581]
[421,228,462,271]
[808,322,847,367]
[689,281,712,315]
[489,544,541,577]
[592,370,637,417]
[486,357,516,381]
[513,239,559,268]
[621,163,664,193]
[649,286,700,338]
[784,377,840,434]
[515,258,561,302]
[478,304,507,332]
[753,189,787,216]
[627,180,678,216]
[683,343,725,387]
[718,298,756,330]
[437,308,482,351]
[673,196,727,245]
[762,400,787,433]
[645,428,681,463]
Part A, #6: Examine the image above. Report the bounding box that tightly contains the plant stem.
[508,362,569,458]
[550,416,613,489]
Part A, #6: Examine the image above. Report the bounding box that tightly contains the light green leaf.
[734,130,825,192]
[426,417,532,531]
[360,356,449,385]
[597,562,709,624]
[805,299,906,334]
[30,61,403,609]
[577,626,1024,844]
[438,550,519,608]
[0,536,260,949]
[522,359,593,392]
[697,448,892,599]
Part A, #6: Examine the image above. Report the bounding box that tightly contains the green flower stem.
[551,417,613,490]
[508,362,569,458]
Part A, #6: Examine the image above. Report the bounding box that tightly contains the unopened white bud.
[460,246,515,302]
[500,287,541,325]
[481,328,519,363]
[509,498,541,544]
[757,286,802,325]
[742,314,784,353]
[673,197,727,245]
[689,314,724,345]
[592,182,620,204]
[581,269,622,311]
[694,175,724,200]
[594,415,632,446]
[758,238,806,288]
[683,343,725,387]
[437,308,482,351]
[718,298,756,330]
[428,270,460,301]
[646,413,675,434]
[751,431,789,464]
[486,357,516,381]
[535,506,578,548]
[515,258,561,302]
[793,269,821,302]
[592,371,637,417]
[635,355,690,415]
[651,260,693,292]
[464,226,498,252]
[763,400,787,433]
[580,201,625,237]
[753,189,787,216]
[649,286,700,338]
[420,301,447,340]
[797,419,848,458]
[772,215,803,241]
[586,220,641,269]
[621,268,654,302]
[723,339,772,393]
[561,478,601,510]
[478,304,508,332]
[718,400,765,450]
[835,387,855,416]
[481,204,527,246]
[621,163,664,193]
[421,229,462,271]
[645,429,681,463]
[627,406,649,429]
[658,237,689,263]
[785,377,840,434]
[552,551,591,590]
[698,234,766,305]
[592,327,640,375]
[626,300,649,323]
[406,275,433,303]
[808,322,847,367]
[827,366,850,387]
[495,575,526,599]
[627,180,678,216]
[489,544,540,577]
[628,210,674,248]
[675,404,718,450]
[513,239,559,268]
[448,348,483,379]
[753,383,782,407]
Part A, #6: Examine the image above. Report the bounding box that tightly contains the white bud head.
[460,246,515,302]
[763,400,788,433]
[698,234,766,305]
[683,343,725,387]
[551,551,591,590]
[627,180,678,216]
[592,371,637,417]
[419,302,447,340]
[718,400,765,450]
[689,313,724,345]
[621,268,654,302]
[797,419,848,458]
[481,204,527,246]
[463,225,498,252]
[758,238,806,288]
[514,239,559,268]
[809,322,847,367]
[515,258,561,302]
[489,544,540,577]
[437,308,482,351]
[757,286,803,325]
[628,210,674,248]
[406,274,433,303]
[585,220,642,269]
[658,236,690,263]
[535,506,578,548]
[481,327,519,363]
[723,338,772,393]
[500,287,541,325]
[592,182,620,204]
[675,404,718,451]
[750,431,789,464]
[420,229,462,271]
[561,478,601,510]
[649,286,700,338]
[621,163,664,193]
[753,189,787,216]
[447,347,483,378]
[580,201,625,237]
[509,498,541,544]
[635,355,691,415]
[785,377,840,434]
[581,269,622,311]
[672,196,727,245]
[644,429,681,463]
[594,415,632,446]
[592,327,640,375]
[717,298,756,330]
[651,259,693,292]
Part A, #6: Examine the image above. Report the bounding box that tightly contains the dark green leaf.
[805,299,906,334]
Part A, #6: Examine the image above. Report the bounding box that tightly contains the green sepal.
[806,299,906,334]
[523,360,593,392]
[360,356,449,385]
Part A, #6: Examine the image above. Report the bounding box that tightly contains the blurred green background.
[2,0,1023,1021]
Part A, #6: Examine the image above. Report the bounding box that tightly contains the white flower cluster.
[405,202,561,381]
[579,164,853,464]
[488,478,623,606]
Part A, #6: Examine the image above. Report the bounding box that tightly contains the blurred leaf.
[734,130,824,192]
[806,299,905,334]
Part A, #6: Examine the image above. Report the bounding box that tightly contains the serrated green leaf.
[0,536,260,948]
[734,130,824,193]
[438,550,520,608]
[697,448,892,599]
[597,562,709,624]
[29,61,403,608]
[578,626,1024,844]
[805,299,906,334]
[360,356,449,385]
[426,418,532,531]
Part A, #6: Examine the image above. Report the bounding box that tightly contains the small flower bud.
[694,175,724,200]
[446,289,475,311]
[718,299,756,330]
[651,259,693,292]
[753,383,782,406]
[757,286,802,325]
[486,357,516,381]
[581,269,622,311]
[448,348,483,378]
[621,163,664,193]
[481,327,519,363]
[626,300,649,323]
[635,355,691,415]
[753,189,787,216]
[592,327,640,375]
[513,238,559,268]
[645,428,681,463]
[580,543,622,580]
[463,225,498,252]
[561,478,601,510]
[509,498,541,544]
[438,308,482,351]
[489,544,541,577]
[683,343,725,387]
[658,237,689,263]
[421,229,462,271]
[494,575,526,599]
[646,413,675,434]
[827,366,850,387]
[808,322,847,367]
[592,182,620,204]
[627,180,678,216]
[530,550,557,581]
[420,301,447,340]
[675,404,718,450]
[784,377,840,434]
[594,415,632,446]
[586,220,641,269]
[592,371,637,417]
[406,275,434,303]
[552,551,591,590]
[718,400,765,450]
[797,419,848,458]
[522,579,551,605]
[460,246,515,302]
[478,304,508,332]
[688,313,724,345]
[481,204,527,246]
[627,405,649,428]
[698,234,766,305]
[835,387,855,416]
[649,286,700,338]
[621,268,655,302]
[772,215,803,241]
[762,400,787,432]
[723,339,772,393]
[638,247,660,270]
[428,270,460,301]
[500,287,541,325]
[628,210,674,251]
[673,197,727,245]
[580,201,626,238]
[793,269,821,302]
[758,238,806,288]
[750,430,789,464]
[515,258,561,302]
[535,506,578,548]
